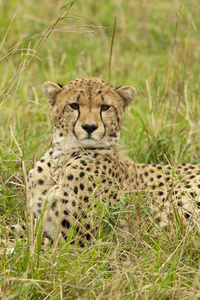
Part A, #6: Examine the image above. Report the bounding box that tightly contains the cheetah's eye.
[101,104,111,111]
[69,103,79,110]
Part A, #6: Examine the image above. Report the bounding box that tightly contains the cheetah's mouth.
[78,130,105,142]
[76,134,110,148]
[83,134,99,140]
[81,133,105,142]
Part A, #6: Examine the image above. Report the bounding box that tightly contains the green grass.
[1,0,200,298]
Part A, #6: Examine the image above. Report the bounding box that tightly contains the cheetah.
[26,77,200,246]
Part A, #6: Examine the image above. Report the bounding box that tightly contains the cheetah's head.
[43,77,136,149]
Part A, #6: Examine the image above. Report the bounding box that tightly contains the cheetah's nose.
[82,124,98,135]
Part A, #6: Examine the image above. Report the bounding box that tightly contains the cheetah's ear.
[43,81,63,107]
[116,86,137,107]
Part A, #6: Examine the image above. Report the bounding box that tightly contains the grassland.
[1,0,200,298]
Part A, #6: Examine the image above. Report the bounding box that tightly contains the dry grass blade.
[108,16,117,83]
[0,1,84,105]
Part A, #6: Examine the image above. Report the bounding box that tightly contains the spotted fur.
[27,77,200,246]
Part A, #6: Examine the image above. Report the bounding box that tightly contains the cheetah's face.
[43,77,136,149]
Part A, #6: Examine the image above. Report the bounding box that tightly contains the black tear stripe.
[100,110,106,139]
[101,95,104,102]
[77,94,80,102]
[72,109,80,139]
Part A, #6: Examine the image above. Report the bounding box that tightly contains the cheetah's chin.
[78,137,116,148]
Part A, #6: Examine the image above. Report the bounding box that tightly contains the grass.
[1,0,200,298]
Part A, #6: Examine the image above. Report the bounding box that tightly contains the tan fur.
[28,77,200,245]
